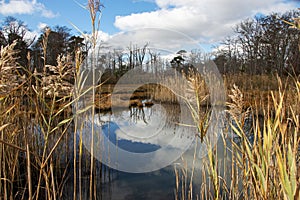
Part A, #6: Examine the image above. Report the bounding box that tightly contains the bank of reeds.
[1,38,299,199]
[175,73,300,199]
[1,30,300,200]
[0,30,101,199]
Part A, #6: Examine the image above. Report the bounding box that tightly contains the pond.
[63,102,232,200]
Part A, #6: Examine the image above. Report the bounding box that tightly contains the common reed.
[1,7,300,199]
[0,28,97,199]
[1,37,299,199]
[175,73,300,199]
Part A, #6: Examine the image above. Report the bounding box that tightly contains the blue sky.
[0,0,299,51]
[37,0,159,34]
[0,0,159,35]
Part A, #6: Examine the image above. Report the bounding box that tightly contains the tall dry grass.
[1,9,299,199]
[0,1,109,199]
[1,38,299,199]
[0,30,99,199]
[175,73,300,199]
[0,38,73,199]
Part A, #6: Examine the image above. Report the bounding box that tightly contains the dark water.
[102,121,161,153]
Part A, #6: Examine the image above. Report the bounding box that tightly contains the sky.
[0,0,300,52]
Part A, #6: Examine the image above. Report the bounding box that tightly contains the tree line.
[0,16,88,73]
[1,9,299,77]
[0,16,165,80]
[214,10,300,75]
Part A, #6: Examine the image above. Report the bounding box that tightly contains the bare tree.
[215,10,300,75]
[0,16,35,68]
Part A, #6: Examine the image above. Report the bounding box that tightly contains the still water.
[63,102,230,200]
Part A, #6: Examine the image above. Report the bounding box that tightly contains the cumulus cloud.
[96,30,111,42]
[113,0,299,49]
[103,28,199,54]
[24,30,38,43]
[37,22,48,31]
[0,0,58,18]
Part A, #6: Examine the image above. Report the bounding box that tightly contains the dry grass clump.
[0,41,25,96]
[228,79,299,199]
[0,38,79,199]
[151,70,209,106]
[224,73,280,91]
[185,72,209,107]
[37,55,75,98]
[152,81,179,103]
[0,2,105,199]
[176,75,299,199]
[227,84,251,127]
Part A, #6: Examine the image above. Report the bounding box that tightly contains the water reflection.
[82,102,196,173]
[69,101,232,199]
[102,121,161,153]
[97,103,195,199]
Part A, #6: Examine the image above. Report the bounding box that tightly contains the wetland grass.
[175,73,299,199]
[0,4,299,198]
[1,39,299,199]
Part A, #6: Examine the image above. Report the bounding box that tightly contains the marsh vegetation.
[0,3,299,200]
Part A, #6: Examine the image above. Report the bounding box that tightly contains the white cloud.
[84,30,111,45]
[37,22,48,31]
[96,30,111,42]
[0,0,58,18]
[113,0,299,49]
[24,29,38,43]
